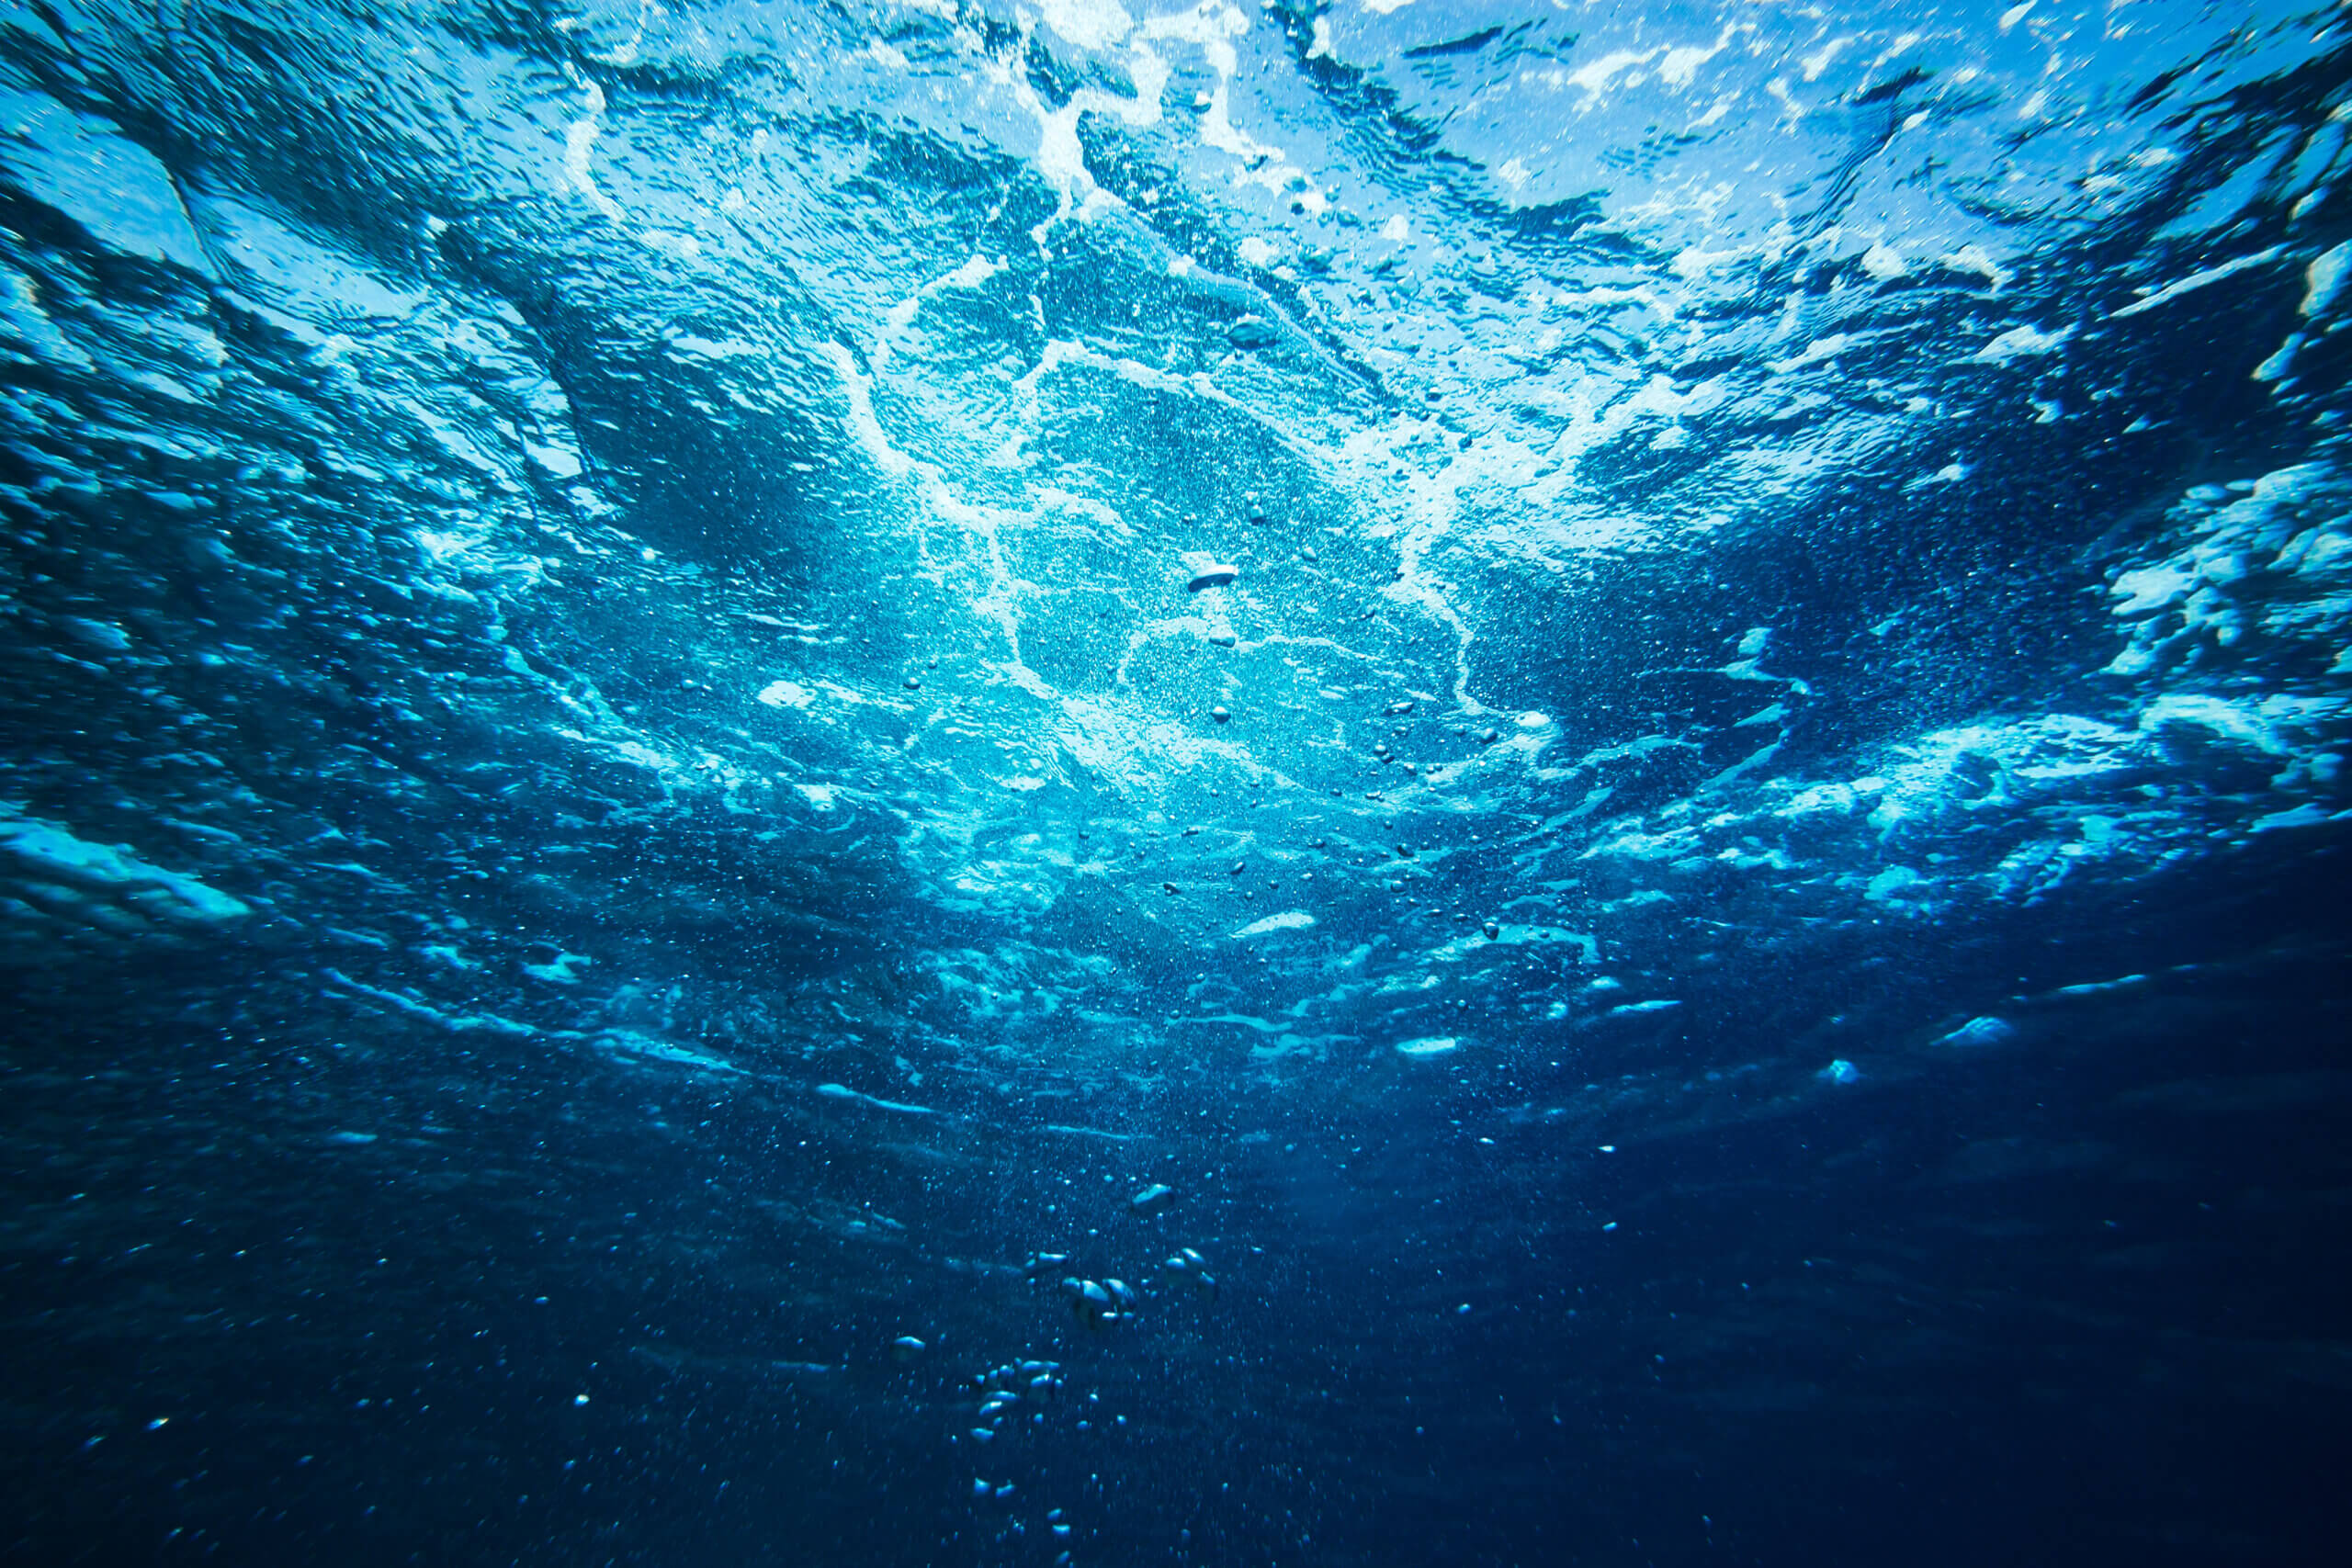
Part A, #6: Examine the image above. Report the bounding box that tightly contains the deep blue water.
[3,2,2349,1563]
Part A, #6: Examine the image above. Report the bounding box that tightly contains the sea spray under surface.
[2,2,2349,1564]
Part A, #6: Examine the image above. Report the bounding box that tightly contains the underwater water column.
[2,2,2348,1564]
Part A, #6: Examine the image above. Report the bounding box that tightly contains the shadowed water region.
[2,2,2349,1564]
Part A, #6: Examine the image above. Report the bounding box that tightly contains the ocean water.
[2,1,2348,1563]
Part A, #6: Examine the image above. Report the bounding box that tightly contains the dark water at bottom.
[7,845,2346,1568]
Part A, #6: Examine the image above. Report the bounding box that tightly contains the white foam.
[601,1030,742,1075]
[0,808,250,926]
[2301,242,2350,318]
[2138,693,2291,755]
[2110,246,2284,319]
[1972,324,2074,363]
[321,969,535,1038]
[561,79,625,221]
[1860,242,1907,279]
[2052,974,2147,998]
[2255,802,2346,832]
[1394,1036,1460,1057]
[1562,49,1661,102]
[757,679,814,709]
[1658,29,1733,89]
[2109,564,2196,615]
[1043,1123,1146,1141]
[817,1082,936,1115]
[1934,1016,2016,1048]
[522,952,591,985]
[1036,0,1132,51]
[1233,909,1316,937]
[1939,245,2010,292]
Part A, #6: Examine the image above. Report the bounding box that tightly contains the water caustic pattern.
[2,1,2349,1564]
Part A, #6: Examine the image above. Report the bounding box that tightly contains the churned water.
[3,2,2348,1564]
